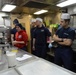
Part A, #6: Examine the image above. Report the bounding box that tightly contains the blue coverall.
[31,27,36,54]
[33,26,51,58]
[54,27,75,71]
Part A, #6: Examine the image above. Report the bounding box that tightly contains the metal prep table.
[0,46,39,71]
[15,59,76,75]
[0,46,75,75]
[0,68,19,75]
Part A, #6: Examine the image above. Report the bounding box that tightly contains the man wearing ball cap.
[11,19,19,41]
[33,18,51,58]
[53,13,75,71]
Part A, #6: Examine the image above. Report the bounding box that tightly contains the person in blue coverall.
[53,13,75,71]
[30,19,36,54]
[33,18,51,59]
[11,19,19,40]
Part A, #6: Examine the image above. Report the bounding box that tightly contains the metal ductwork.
[22,0,50,9]
[0,0,61,14]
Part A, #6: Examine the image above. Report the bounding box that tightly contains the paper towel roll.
[6,52,17,67]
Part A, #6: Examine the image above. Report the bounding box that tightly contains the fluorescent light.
[34,10,48,15]
[57,0,76,7]
[2,4,16,12]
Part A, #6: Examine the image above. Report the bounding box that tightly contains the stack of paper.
[16,54,32,61]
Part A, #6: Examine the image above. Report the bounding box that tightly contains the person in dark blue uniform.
[30,19,36,54]
[33,18,51,59]
[11,19,19,41]
[11,19,25,41]
[53,13,75,71]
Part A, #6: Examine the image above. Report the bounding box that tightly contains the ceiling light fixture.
[34,10,48,15]
[2,4,16,12]
[56,0,76,7]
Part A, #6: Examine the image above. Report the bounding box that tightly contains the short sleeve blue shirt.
[11,27,17,40]
[56,27,75,41]
[33,26,51,46]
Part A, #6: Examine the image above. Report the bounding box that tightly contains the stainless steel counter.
[0,68,19,75]
[15,59,76,75]
[0,47,38,71]
[0,46,75,75]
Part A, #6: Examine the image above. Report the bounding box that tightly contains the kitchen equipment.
[0,49,2,60]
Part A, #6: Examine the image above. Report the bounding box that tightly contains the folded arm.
[53,34,72,46]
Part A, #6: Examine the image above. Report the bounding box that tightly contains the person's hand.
[26,42,28,46]
[63,38,67,41]
[55,35,59,40]
[32,46,35,51]
[53,35,62,42]
[12,41,18,45]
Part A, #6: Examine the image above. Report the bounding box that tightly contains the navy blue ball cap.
[13,19,19,24]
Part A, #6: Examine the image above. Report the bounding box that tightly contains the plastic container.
[6,52,17,68]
